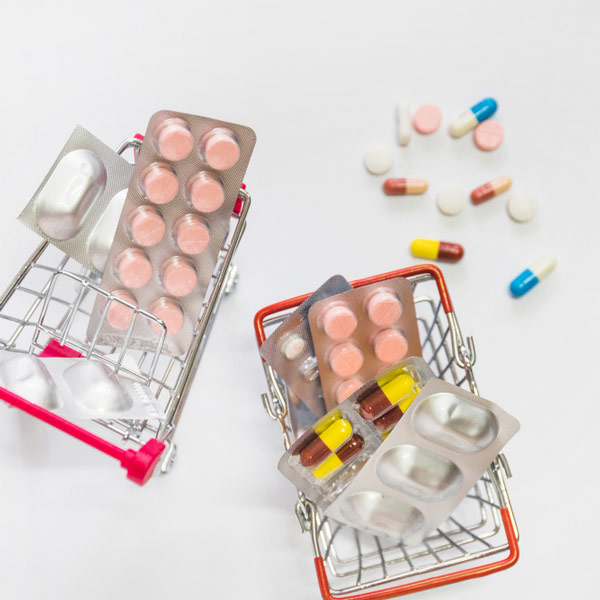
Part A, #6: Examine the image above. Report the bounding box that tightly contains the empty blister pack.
[18,126,134,274]
[308,277,422,411]
[0,350,162,420]
[278,357,435,507]
[88,110,256,356]
[260,275,353,418]
[323,379,520,545]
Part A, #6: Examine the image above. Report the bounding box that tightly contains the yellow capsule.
[320,418,353,451]
[398,386,419,413]
[381,373,415,403]
[410,239,464,263]
[312,453,343,479]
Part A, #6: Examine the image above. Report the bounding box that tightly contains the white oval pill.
[437,186,468,216]
[364,145,393,175]
[507,193,538,222]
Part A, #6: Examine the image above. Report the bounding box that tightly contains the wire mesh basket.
[254,264,519,599]
[0,136,251,485]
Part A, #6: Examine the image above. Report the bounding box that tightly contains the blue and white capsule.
[449,98,498,138]
[510,256,556,298]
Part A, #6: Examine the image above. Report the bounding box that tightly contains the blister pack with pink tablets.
[308,277,421,411]
[18,126,134,274]
[88,110,256,355]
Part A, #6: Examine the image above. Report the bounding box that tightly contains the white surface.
[0,1,598,599]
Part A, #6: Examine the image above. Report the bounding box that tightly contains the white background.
[0,1,597,598]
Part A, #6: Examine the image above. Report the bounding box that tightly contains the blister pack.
[18,126,134,274]
[323,378,520,545]
[0,350,162,420]
[260,275,353,418]
[308,277,421,411]
[278,357,434,507]
[87,110,256,356]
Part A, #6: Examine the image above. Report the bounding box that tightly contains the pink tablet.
[115,249,152,289]
[161,256,197,297]
[474,120,504,151]
[413,104,442,134]
[321,304,358,340]
[201,128,240,170]
[373,329,409,363]
[335,377,364,404]
[155,118,194,161]
[106,290,137,331]
[150,297,184,337]
[128,206,166,247]
[329,342,364,378]
[174,214,211,254]
[141,164,179,204]
[366,291,403,327]
[187,171,225,213]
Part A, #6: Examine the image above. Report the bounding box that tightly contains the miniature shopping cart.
[254,264,519,599]
[0,136,251,485]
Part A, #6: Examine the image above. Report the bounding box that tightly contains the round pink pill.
[116,249,152,289]
[413,104,442,134]
[188,172,225,213]
[129,206,166,247]
[373,329,409,363]
[142,164,179,204]
[156,119,194,161]
[474,120,504,151]
[335,377,364,404]
[366,291,403,327]
[150,298,184,337]
[161,257,197,297]
[107,290,136,331]
[202,128,240,170]
[321,304,358,340]
[329,342,364,378]
[175,214,211,254]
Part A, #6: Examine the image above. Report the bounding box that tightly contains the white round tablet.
[364,144,393,175]
[280,334,306,360]
[437,186,468,216]
[507,193,538,222]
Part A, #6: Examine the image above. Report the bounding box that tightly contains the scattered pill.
[507,193,538,222]
[142,164,179,204]
[359,372,417,420]
[106,290,137,331]
[364,144,393,175]
[509,256,556,297]
[366,290,403,327]
[201,128,240,170]
[410,239,464,263]
[471,176,512,205]
[280,333,306,360]
[413,104,442,134]
[373,329,409,363]
[383,178,428,196]
[156,118,194,161]
[312,434,364,478]
[115,248,153,288]
[335,377,364,404]
[322,304,358,340]
[150,297,185,336]
[299,418,353,467]
[328,342,364,377]
[396,102,411,146]
[449,98,497,138]
[437,186,468,215]
[474,120,504,151]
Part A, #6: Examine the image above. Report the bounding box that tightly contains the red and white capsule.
[383,178,429,196]
[471,176,512,205]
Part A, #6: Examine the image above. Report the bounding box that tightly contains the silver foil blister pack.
[323,379,520,545]
[260,275,353,418]
[18,126,134,274]
[88,110,256,356]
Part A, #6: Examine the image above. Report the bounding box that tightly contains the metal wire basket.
[0,136,251,485]
[254,264,519,599]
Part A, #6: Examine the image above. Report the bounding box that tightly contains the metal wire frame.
[258,272,518,597]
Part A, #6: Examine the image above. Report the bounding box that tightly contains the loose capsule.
[359,372,417,420]
[510,256,556,297]
[299,418,353,467]
[312,434,364,479]
[449,98,497,138]
[383,178,429,196]
[289,412,339,456]
[471,175,512,205]
[410,239,464,263]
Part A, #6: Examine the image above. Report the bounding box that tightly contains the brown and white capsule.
[383,178,429,196]
[471,176,512,205]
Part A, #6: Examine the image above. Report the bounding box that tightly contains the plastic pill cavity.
[174,214,211,255]
[364,145,393,175]
[321,304,358,340]
[200,128,240,170]
[150,297,184,336]
[279,333,307,360]
[187,171,225,213]
[373,329,408,363]
[299,418,353,467]
[141,163,179,205]
[106,289,137,331]
[507,193,538,222]
[328,342,364,377]
[312,434,365,479]
[161,256,198,297]
[115,248,153,288]
[335,377,364,404]
[366,290,403,327]
[413,104,442,134]
[437,186,468,216]
[474,120,504,151]
[128,205,166,247]
[154,118,194,161]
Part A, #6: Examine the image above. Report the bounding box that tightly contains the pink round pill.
[116,249,152,289]
[175,214,211,254]
[156,119,194,161]
[150,298,184,337]
[142,164,179,204]
[335,377,364,404]
[161,257,197,297]
[474,120,504,151]
[329,342,364,378]
[413,104,442,134]
[201,128,240,170]
[373,329,409,363]
[129,206,166,247]
[321,304,358,340]
[106,290,137,331]
[366,291,403,327]
[188,172,225,213]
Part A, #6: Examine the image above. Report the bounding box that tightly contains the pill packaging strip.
[278,357,435,509]
[18,126,135,274]
[308,277,422,412]
[0,350,163,420]
[324,378,520,546]
[260,275,353,418]
[89,110,256,356]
